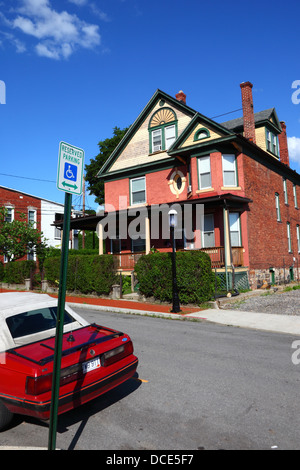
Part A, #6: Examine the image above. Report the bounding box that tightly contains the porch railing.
[111,247,244,270]
[200,246,244,268]
[112,252,145,270]
[200,247,225,268]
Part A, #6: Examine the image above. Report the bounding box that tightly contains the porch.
[111,246,244,271]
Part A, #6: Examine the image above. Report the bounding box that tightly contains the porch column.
[145,215,150,254]
[97,222,104,255]
[223,207,231,265]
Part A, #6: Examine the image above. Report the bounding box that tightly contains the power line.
[211,108,243,119]
[0,172,56,183]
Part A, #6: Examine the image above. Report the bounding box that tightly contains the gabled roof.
[168,112,235,155]
[222,108,282,133]
[97,89,198,177]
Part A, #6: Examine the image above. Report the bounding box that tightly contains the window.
[54,213,63,239]
[151,124,176,152]
[132,237,146,253]
[173,228,195,250]
[293,184,298,208]
[283,178,288,204]
[4,207,14,223]
[275,193,281,221]
[203,214,215,247]
[110,238,121,254]
[266,129,279,156]
[165,125,176,150]
[28,210,37,229]
[287,222,292,252]
[198,156,211,189]
[297,225,300,253]
[222,154,237,187]
[152,129,162,152]
[130,176,146,205]
[149,108,177,153]
[229,212,241,247]
[27,248,36,261]
[6,307,75,339]
[194,128,210,141]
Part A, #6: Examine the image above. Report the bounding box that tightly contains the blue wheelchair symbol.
[64,163,77,182]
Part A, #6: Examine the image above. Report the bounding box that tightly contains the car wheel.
[0,400,13,431]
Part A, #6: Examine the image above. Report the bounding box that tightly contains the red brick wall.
[242,154,300,270]
[0,187,42,262]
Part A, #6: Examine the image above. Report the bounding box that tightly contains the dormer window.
[149,108,177,153]
[266,129,279,156]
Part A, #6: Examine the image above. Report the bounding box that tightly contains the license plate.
[82,357,101,373]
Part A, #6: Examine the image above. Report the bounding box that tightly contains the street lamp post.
[168,209,181,313]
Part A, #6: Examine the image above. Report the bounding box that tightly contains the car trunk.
[10,323,124,369]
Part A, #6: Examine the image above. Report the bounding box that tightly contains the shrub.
[0,262,4,282]
[135,250,214,305]
[2,260,36,284]
[44,254,117,295]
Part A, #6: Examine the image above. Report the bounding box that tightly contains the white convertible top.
[0,292,89,352]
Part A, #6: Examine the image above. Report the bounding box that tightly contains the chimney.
[278,121,290,166]
[240,81,256,144]
[175,90,186,104]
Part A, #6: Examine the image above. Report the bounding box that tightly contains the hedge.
[44,254,117,295]
[134,251,214,305]
[0,260,36,284]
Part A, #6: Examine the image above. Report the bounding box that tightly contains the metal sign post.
[48,142,84,450]
[48,192,72,450]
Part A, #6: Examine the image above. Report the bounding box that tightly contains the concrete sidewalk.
[63,294,300,336]
[184,309,300,336]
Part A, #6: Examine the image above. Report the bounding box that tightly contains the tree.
[0,207,47,263]
[85,126,129,205]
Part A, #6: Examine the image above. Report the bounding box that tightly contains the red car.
[0,292,138,430]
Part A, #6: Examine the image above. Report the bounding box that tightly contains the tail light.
[26,341,134,395]
[101,341,133,367]
[26,373,53,396]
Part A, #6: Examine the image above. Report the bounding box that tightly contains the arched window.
[149,108,177,153]
[194,128,210,141]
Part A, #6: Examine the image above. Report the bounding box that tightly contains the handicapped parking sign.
[64,163,77,182]
[57,141,84,195]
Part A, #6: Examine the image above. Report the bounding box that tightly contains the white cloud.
[2,0,101,59]
[68,0,88,5]
[288,136,300,164]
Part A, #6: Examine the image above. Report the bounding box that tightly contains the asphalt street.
[1,307,300,450]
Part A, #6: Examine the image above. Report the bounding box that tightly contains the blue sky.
[1,0,300,213]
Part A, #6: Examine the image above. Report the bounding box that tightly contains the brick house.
[0,186,80,263]
[63,82,300,289]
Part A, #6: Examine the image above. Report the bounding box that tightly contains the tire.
[0,400,13,431]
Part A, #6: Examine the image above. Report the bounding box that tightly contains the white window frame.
[198,155,212,190]
[266,129,279,156]
[222,154,237,187]
[202,214,215,248]
[165,124,176,150]
[297,225,300,253]
[130,176,146,206]
[28,209,37,229]
[283,178,288,204]
[275,193,281,221]
[287,222,292,253]
[229,212,241,247]
[4,206,14,223]
[152,129,162,152]
[293,184,298,208]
